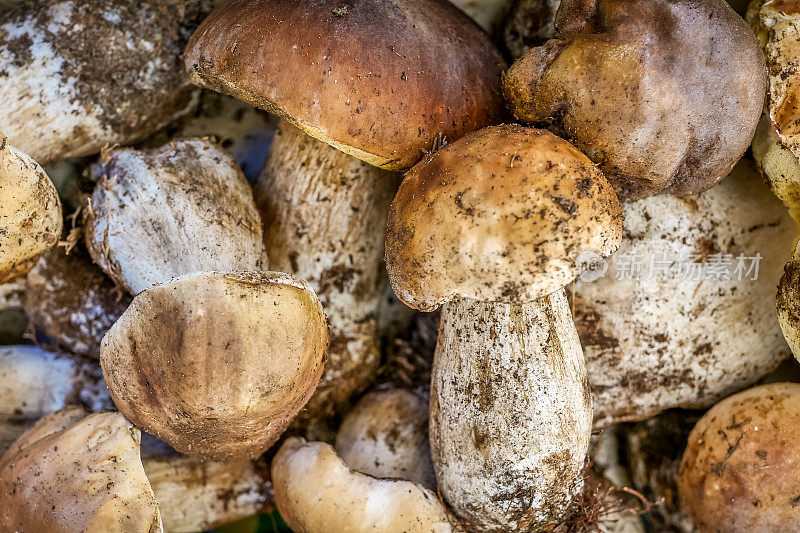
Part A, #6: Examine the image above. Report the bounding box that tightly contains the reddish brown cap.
[185,0,507,171]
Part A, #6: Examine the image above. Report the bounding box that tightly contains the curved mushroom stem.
[431,289,592,531]
[255,121,400,418]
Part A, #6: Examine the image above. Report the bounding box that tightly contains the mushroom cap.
[575,159,794,428]
[503,0,767,198]
[0,407,162,532]
[272,437,454,533]
[385,124,622,311]
[184,0,507,171]
[23,247,131,358]
[678,383,800,532]
[0,138,62,282]
[84,138,265,294]
[100,271,327,461]
[335,388,435,489]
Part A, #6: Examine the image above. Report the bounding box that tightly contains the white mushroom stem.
[431,289,591,531]
[255,121,400,417]
[142,453,272,533]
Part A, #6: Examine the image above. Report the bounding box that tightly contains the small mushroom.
[272,437,455,533]
[503,0,767,198]
[0,0,208,165]
[0,345,110,455]
[335,388,435,489]
[678,382,800,532]
[188,0,507,418]
[101,271,328,460]
[0,137,62,282]
[0,407,162,531]
[23,246,131,358]
[574,159,795,427]
[385,124,622,530]
[84,138,265,294]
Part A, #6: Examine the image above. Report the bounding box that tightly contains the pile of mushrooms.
[4,0,800,531]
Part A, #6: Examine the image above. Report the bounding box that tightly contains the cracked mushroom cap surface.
[0,138,62,283]
[0,407,162,532]
[678,383,800,532]
[385,124,622,311]
[503,0,767,198]
[100,271,328,461]
[272,437,454,533]
[184,0,507,171]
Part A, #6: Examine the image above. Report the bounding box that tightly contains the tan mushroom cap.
[0,407,162,532]
[678,383,800,532]
[101,271,328,461]
[385,124,622,311]
[185,0,507,171]
[0,138,62,282]
[272,437,454,533]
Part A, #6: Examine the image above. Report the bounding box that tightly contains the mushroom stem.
[431,289,591,531]
[255,121,400,418]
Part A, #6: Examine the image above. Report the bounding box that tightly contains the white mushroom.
[272,437,455,533]
[84,138,265,294]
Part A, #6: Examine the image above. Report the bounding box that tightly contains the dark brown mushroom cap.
[503,0,767,198]
[184,0,507,171]
[385,124,622,311]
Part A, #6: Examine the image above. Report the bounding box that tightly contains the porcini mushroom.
[503,0,767,198]
[678,382,800,532]
[0,0,208,165]
[0,345,111,454]
[0,137,62,282]
[272,437,454,533]
[335,388,435,489]
[84,138,265,294]
[186,0,507,417]
[24,246,131,358]
[100,271,328,460]
[385,124,622,530]
[574,159,794,427]
[0,407,162,531]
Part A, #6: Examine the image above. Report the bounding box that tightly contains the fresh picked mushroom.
[385,124,623,530]
[503,0,767,198]
[272,437,455,532]
[84,138,265,294]
[23,246,131,358]
[335,388,436,489]
[0,407,162,531]
[575,159,795,427]
[0,345,111,455]
[678,382,800,532]
[100,271,328,461]
[0,137,62,282]
[186,0,507,418]
[0,0,210,166]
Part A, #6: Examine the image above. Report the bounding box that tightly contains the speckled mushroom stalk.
[385,125,622,530]
[0,0,213,165]
[185,0,507,418]
[0,137,62,282]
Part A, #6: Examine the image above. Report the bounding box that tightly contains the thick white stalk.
[256,121,399,418]
[431,289,591,531]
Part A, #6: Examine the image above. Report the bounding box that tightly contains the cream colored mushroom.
[0,407,162,531]
[84,138,265,294]
[0,345,110,455]
[385,125,622,530]
[335,388,435,489]
[0,137,62,282]
[0,0,207,165]
[101,271,327,461]
[574,159,795,427]
[272,437,455,533]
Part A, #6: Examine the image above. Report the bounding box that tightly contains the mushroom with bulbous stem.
[385,124,622,530]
